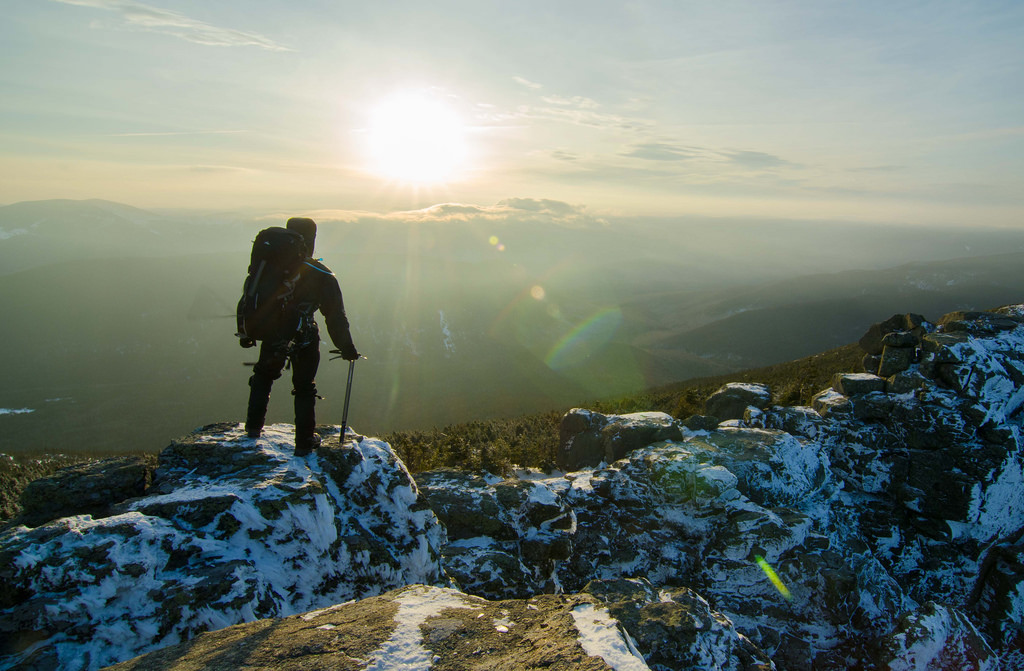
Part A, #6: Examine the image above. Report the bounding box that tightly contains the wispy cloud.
[182,164,255,174]
[724,150,791,169]
[51,0,291,51]
[513,76,543,90]
[295,198,604,228]
[845,165,904,173]
[550,150,580,162]
[540,95,600,109]
[512,103,651,132]
[106,130,250,137]
[620,141,793,170]
[621,142,705,162]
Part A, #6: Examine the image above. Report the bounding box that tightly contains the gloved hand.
[240,337,257,349]
[339,344,359,361]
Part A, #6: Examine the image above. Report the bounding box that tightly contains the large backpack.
[236,227,308,342]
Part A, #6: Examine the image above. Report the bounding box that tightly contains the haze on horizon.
[2,1,1022,228]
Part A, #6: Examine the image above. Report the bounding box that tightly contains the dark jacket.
[291,258,356,352]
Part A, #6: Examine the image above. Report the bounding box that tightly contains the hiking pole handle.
[329,349,368,362]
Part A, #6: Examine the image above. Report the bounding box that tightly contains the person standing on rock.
[239,217,360,456]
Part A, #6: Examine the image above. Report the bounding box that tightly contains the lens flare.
[530,286,546,300]
[755,555,792,600]
[545,307,623,370]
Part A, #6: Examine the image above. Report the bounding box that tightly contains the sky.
[1,0,1023,225]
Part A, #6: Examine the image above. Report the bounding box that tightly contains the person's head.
[286,217,317,256]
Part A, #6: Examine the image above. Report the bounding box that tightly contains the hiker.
[239,217,360,455]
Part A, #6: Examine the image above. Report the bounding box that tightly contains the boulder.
[938,310,1021,335]
[859,313,928,356]
[878,345,915,377]
[763,405,825,439]
[920,332,971,363]
[887,369,930,394]
[17,456,153,527]
[881,330,919,348]
[558,409,610,471]
[683,414,721,432]
[851,392,896,421]
[862,353,882,375]
[832,373,887,396]
[705,383,772,420]
[557,409,682,470]
[811,389,853,417]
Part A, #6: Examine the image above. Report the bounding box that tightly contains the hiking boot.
[294,434,321,457]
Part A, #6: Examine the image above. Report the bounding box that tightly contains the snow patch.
[364,586,478,670]
[439,310,456,355]
[0,227,29,240]
[571,602,652,670]
[448,536,497,549]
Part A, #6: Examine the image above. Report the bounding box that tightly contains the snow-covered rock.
[17,456,152,526]
[705,382,772,421]
[418,307,1024,669]
[0,423,446,670]
[556,409,683,471]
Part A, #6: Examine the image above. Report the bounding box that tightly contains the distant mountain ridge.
[2,198,1024,455]
[624,251,1024,380]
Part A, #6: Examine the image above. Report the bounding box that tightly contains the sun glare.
[365,91,469,184]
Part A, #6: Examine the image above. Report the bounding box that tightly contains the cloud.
[182,164,255,174]
[540,95,600,109]
[481,84,652,132]
[724,150,791,169]
[621,142,705,162]
[550,150,580,162]
[619,141,794,171]
[513,76,543,90]
[845,165,904,173]
[106,130,250,137]
[497,198,582,216]
[51,0,291,51]
[515,103,650,132]
[297,199,604,228]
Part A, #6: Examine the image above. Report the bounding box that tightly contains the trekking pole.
[330,351,363,443]
[340,359,356,441]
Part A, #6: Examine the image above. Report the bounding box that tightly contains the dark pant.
[246,340,320,441]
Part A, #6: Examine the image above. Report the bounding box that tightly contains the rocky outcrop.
[0,424,446,671]
[423,306,1024,670]
[107,583,770,671]
[2,306,1024,670]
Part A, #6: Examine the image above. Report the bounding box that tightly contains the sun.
[364,91,469,184]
